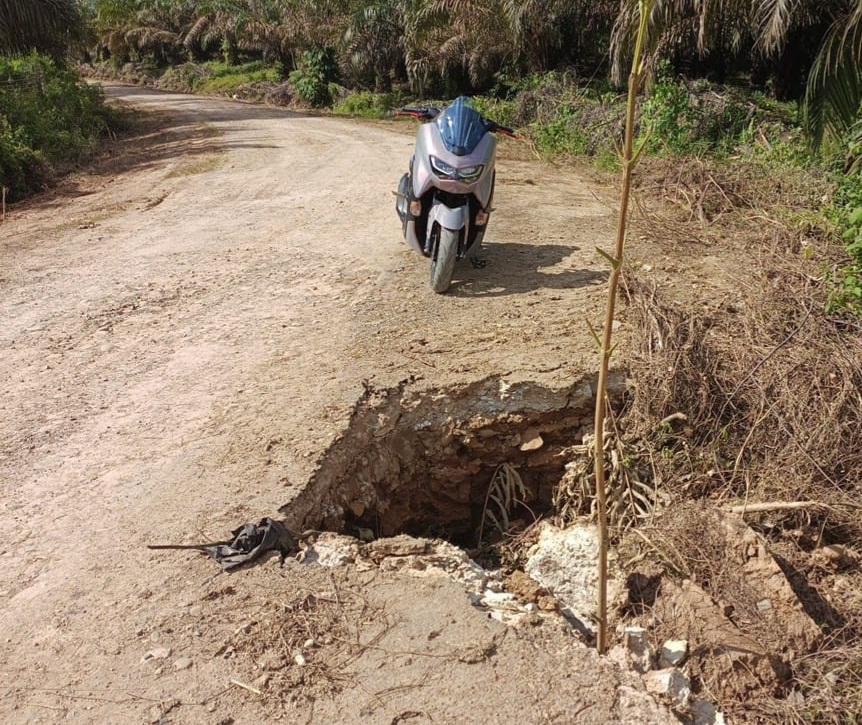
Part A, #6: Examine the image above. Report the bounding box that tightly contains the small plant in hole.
[477,463,531,547]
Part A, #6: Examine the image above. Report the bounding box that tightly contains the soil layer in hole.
[282,375,624,546]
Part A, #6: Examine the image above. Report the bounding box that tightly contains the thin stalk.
[593,0,654,654]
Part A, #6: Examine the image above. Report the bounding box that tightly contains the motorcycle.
[395,96,516,293]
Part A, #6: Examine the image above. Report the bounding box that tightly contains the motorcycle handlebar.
[395,106,518,138]
[488,121,517,138]
[395,107,441,120]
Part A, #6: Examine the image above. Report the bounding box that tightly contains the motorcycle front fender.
[428,200,469,232]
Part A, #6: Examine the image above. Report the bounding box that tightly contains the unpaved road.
[0,85,662,723]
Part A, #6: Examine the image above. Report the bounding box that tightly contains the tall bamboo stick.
[593,0,654,654]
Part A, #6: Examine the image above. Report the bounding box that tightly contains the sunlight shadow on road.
[448,242,607,297]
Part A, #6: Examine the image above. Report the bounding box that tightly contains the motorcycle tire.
[430,226,458,293]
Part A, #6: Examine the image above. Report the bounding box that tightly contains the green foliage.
[0,53,117,201]
[158,61,212,91]
[157,59,280,94]
[470,96,517,128]
[333,91,399,118]
[827,170,862,316]
[197,60,280,94]
[289,48,338,107]
[640,73,699,154]
[530,102,591,157]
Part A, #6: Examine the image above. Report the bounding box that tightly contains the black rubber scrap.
[147,517,297,571]
[206,518,297,570]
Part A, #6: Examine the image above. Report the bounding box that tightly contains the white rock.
[485,579,504,593]
[481,590,517,607]
[173,657,193,671]
[643,668,691,709]
[141,647,171,663]
[293,651,307,666]
[302,533,359,567]
[525,522,613,629]
[692,699,726,725]
[519,434,544,452]
[659,639,688,668]
[376,539,488,595]
[489,609,526,625]
[624,626,653,673]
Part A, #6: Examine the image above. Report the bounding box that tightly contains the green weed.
[333,91,399,118]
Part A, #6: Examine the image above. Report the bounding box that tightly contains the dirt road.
[0,85,662,723]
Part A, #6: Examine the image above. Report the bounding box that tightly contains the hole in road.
[283,375,624,549]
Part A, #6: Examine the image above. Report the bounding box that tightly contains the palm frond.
[804,2,862,145]
[0,0,82,56]
[755,0,798,54]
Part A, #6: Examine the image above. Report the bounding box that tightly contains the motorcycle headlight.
[430,155,457,179]
[430,156,484,182]
[457,164,484,181]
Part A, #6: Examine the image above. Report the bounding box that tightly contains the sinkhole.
[282,375,625,547]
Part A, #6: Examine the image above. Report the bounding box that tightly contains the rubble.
[141,647,171,663]
[691,699,726,725]
[643,667,691,710]
[659,639,688,668]
[651,578,783,700]
[524,521,615,630]
[173,656,193,671]
[718,513,821,655]
[620,626,653,673]
[300,532,358,566]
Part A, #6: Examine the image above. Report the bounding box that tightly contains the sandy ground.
[0,85,663,723]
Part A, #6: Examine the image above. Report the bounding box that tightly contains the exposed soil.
[0,85,663,723]
[287,375,625,543]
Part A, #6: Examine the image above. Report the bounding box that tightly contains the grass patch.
[333,91,401,119]
[155,60,282,96]
[196,60,281,95]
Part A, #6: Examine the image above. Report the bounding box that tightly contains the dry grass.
[230,569,390,707]
[565,152,862,720]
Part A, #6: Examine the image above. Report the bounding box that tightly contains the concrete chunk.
[624,626,653,673]
[643,667,691,710]
[659,639,688,668]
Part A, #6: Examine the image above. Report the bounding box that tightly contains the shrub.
[333,91,398,118]
[530,103,591,156]
[159,62,213,92]
[0,53,117,201]
[470,96,517,128]
[640,74,701,155]
[289,49,337,107]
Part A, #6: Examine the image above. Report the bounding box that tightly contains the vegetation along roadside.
[2,0,862,720]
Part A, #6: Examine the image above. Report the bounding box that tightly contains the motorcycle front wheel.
[429,226,458,294]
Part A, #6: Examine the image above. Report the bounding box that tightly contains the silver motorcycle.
[395,97,516,293]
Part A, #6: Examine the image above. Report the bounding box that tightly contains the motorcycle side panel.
[412,124,496,209]
[404,220,423,253]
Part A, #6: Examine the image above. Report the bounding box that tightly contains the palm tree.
[610,0,862,144]
[0,0,82,57]
[342,0,403,91]
[402,0,512,94]
[502,0,615,74]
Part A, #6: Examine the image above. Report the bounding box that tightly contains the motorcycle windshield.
[435,97,489,156]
